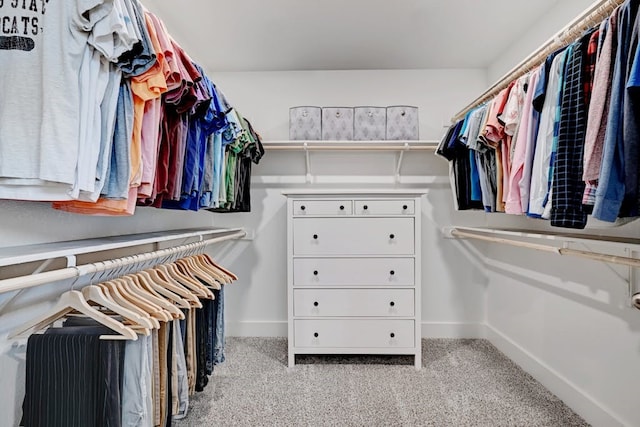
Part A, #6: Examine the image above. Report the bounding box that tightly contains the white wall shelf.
[0,227,244,268]
[263,140,438,151]
[262,140,438,183]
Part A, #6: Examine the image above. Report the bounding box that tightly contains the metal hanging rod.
[0,230,246,295]
[452,0,624,121]
[449,228,640,268]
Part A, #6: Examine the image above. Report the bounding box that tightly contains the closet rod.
[451,229,640,268]
[0,230,246,295]
[452,0,624,121]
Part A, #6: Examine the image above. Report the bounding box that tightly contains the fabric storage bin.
[386,106,419,140]
[290,106,322,140]
[354,107,386,140]
[322,107,354,140]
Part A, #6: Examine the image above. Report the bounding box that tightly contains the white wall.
[487,0,596,83]
[208,69,491,338]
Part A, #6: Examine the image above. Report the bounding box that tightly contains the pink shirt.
[505,67,542,214]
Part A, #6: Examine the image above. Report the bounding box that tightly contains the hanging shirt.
[583,13,617,208]
[551,31,594,229]
[594,2,640,222]
[505,66,542,215]
[528,48,569,218]
[501,74,530,206]
[622,4,640,218]
[0,0,115,201]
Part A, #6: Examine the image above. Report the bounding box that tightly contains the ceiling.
[141,0,563,72]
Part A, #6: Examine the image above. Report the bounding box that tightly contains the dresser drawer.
[292,218,414,255]
[293,258,414,286]
[294,289,414,317]
[294,319,414,348]
[293,200,352,216]
[354,200,415,215]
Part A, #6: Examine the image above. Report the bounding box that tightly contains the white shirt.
[528,50,568,217]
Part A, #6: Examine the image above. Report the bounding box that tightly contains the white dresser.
[284,189,425,369]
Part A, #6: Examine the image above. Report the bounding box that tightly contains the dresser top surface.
[282,189,428,197]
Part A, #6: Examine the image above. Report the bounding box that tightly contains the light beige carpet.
[176,337,588,427]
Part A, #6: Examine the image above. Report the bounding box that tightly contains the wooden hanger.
[203,253,238,281]
[149,267,203,308]
[124,275,180,320]
[98,282,160,329]
[191,255,231,284]
[162,262,214,299]
[154,263,208,299]
[114,277,172,322]
[9,290,138,340]
[82,285,152,336]
[137,270,190,312]
[177,258,220,290]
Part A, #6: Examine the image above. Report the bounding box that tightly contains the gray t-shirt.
[0,0,114,200]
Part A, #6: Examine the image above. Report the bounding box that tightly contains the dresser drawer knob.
[390,270,395,276]
[313,234,318,240]
[301,205,306,211]
[314,332,319,338]
[313,270,318,276]
[339,205,345,210]
[390,301,395,307]
[363,205,368,210]
[402,205,408,210]
[313,301,319,307]
[389,234,395,239]
[390,333,395,338]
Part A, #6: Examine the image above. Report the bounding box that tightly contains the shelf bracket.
[304,142,312,183]
[627,248,637,307]
[395,142,410,183]
[0,258,57,314]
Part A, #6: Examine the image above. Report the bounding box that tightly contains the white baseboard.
[486,324,626,427]
[227,321,288,337]
[421,322,487,339]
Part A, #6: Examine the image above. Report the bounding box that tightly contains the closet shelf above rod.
[262,140,439,151]
[0,227,243,268]
[262,140,438,183]
[0,229,246,295]
[452,0,625,121]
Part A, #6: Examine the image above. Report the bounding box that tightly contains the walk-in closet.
[1,0,639,426]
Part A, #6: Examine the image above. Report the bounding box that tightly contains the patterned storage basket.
[289,106,322,140]
[354,107,386,140]
[321,107,354,141]
[386,106,419,140]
